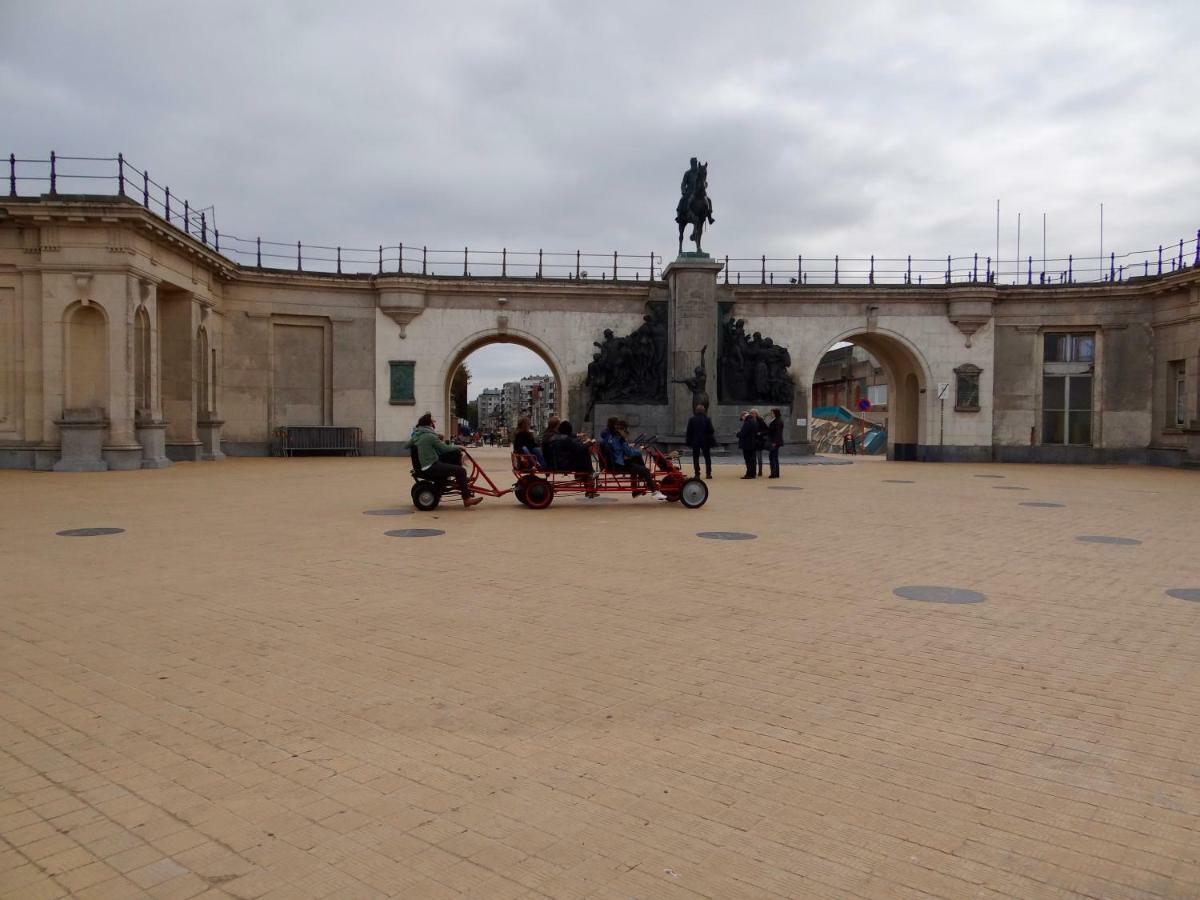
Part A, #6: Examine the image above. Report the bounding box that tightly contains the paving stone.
[3,451,1199,898]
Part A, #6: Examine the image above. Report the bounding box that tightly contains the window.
[1169,360,1186,427]
[1042,332,1094,445]
[954,364,981,412]
[389,360,415,405]
[867,383,888,407]
[1043,333,1094,363]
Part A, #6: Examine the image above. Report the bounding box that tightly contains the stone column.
[134,278,171,468]
[103,274,144,471]
[664,256,723,438]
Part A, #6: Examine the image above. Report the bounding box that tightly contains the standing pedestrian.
[737,411,757,479]
[767,407,784,478]
[685,404,715,479]
[751,408,768,476]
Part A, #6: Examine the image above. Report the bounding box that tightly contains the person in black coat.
[737,411,758,479]
[684,404,715,479]
[751,408,769,476]
[767,407,784,478]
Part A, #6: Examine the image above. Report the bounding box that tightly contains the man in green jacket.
[411,412,482,507]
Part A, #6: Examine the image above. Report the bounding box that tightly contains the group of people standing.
[684,405,785,480]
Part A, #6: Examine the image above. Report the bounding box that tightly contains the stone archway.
[437,329,568,433]
[810,328,930,459]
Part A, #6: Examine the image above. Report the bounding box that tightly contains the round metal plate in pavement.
[768,486,803,491]
[363,508,414,516]
[1165,588,1200,602]
[1020,502,1065,508]
[385,528,445,538]
[974,474,1005,479]
[893,585,986,604]
[882,479,914,484]
[993,486,1029,491]
[696,531,758,541]
[1075,535,1141,545]
[56,527,125,537]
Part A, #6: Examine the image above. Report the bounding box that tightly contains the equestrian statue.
[675,157,715,256]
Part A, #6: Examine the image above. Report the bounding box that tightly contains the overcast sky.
[4,1,1198,392]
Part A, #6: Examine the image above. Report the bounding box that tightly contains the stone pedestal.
[664,255,723,439]
[53,409,109,472]
[198,418,225,461]
[136,419,172,469]
[104,445,144,471]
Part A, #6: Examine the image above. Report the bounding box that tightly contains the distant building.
[476,388,503,430]
[812,345,888,421]
[476,376,555,432]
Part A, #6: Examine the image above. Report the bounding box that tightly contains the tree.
[450,364,470,420]
[465,401,479,428]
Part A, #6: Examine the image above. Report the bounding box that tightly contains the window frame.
[388,359,416,406]
[953,363,982,412]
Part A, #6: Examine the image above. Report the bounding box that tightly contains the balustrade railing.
[8,152,1199,286]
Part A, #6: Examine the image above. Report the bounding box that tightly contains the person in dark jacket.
[767,407,784,478]
[684,404,715,479]
[512,417,545,468]
[736,411,758,479]
[411,412,483,507]
[751,408,769,476]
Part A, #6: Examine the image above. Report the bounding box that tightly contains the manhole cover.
[363,508,414,516]
[993,486,1030,491]
[1165,588,1200,602]
[696,532,758,541]
[1076,535,1141,545]
[893,585,986,604]
[385,529,445,538]
[882,479,914,484]
[768,486,804,491]
[974,474,1005,479]
[1020,501,1065,508]
[56,527,125,537]
[576,496,618,503]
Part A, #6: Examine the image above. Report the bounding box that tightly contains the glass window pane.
[1071,334,1095,362]
[1043,410,1065,444]
[1068,375,1092,410]
[1043,334,1067,362]
[1067,411,1092,445]
[956,373,980,409]
[1177,376,1187,424]
[1043,376,1065,410]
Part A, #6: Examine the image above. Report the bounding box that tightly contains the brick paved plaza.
[2,451,1199,899]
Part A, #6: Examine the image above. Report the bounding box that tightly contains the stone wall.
[2,195,1198,468]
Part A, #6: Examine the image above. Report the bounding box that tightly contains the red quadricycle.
[410,446,512,511]
[511,435,709,510]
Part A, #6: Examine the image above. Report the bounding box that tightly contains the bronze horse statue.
[676,161,715,255]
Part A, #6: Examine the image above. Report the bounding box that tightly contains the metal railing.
[7,152,1199,286]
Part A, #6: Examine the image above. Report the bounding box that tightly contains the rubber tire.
[678,477,709,509]
[412,481,441,511]
[514,485,528,506]
[524,479,554,509]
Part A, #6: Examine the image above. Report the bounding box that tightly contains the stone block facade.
[1,194,1198,468]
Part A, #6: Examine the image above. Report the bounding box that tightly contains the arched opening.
[134,306,151,416]
[64,303,108,414]
[809,331,928,460]
[441,334,565,445]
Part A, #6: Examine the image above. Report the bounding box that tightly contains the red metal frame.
[511,442,687,500]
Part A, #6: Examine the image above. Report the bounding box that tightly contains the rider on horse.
[676,158,715,226]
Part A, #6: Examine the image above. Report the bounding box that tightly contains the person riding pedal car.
[411,412,482,507]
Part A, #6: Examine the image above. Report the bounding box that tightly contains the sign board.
[796,418,807,427]
[936,382,950,400]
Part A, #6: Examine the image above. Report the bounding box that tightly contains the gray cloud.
[4,0,1198,376]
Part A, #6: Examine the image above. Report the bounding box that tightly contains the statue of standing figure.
[672,345,709,411]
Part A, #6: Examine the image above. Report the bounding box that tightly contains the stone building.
[475,387,502,429]
[1,188,1198,469]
